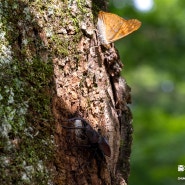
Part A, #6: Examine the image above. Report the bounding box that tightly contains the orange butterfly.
[97,11,141,45]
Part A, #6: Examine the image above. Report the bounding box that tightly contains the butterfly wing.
[98,11,141,44]
[98,11,124,44]
[109,19,141,43]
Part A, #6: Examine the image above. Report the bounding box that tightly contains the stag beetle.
[61,117,111,157]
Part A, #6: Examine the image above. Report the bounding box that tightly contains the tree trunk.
[0,1,132,185]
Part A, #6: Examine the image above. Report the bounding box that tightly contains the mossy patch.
[0,1,54,184]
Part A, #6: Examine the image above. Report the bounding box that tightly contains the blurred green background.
[109,0,185,184]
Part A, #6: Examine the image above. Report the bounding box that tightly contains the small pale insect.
[97,11,141,45]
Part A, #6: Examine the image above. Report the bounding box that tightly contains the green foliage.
[109,0,185,184]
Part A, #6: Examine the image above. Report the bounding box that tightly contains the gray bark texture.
[0,0,133,185]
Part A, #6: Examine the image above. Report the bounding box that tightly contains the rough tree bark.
[0,0,132,185]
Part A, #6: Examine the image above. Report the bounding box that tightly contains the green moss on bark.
[0,1,54,184]
[0,0,95,184]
